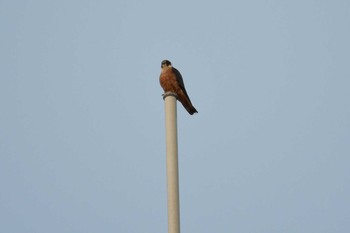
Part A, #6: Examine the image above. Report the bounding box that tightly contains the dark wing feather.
[172,67,191,100]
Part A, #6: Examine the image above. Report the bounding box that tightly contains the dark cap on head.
[161,60,171,67]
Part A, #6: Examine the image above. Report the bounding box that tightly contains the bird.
[159,60,198,115]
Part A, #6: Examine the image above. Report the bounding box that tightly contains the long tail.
[178,91,198,115]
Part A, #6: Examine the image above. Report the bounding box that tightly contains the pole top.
[162,92,178,100]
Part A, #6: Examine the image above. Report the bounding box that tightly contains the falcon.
[159,60,198,115]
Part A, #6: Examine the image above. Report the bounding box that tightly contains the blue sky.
[1,0,349,232]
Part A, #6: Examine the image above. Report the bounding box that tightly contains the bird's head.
[161,60,172,68]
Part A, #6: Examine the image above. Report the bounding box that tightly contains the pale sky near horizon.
[1,1,350,232]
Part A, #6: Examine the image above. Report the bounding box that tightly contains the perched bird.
[159,60,198,115]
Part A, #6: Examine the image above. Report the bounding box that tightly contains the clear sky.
[1,0,349,232]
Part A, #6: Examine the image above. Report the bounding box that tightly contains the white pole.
[163,92,180,233]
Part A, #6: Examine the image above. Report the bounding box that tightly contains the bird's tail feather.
[179,97,198,115]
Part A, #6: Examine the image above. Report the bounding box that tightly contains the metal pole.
[163,92,180,233]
